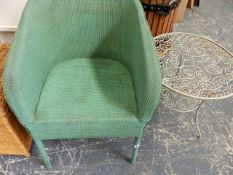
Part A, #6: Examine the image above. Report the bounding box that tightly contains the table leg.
[195,100,205,139]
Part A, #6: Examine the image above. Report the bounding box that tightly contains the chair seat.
[35,58,138,123]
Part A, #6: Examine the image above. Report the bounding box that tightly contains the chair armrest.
[121,1,162,122]
[3,35,36,126]
[3,0,45,126]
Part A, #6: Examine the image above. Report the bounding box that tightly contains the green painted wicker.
[3,0,162,169]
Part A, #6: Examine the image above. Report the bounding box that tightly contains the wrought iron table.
[154,32,233,138]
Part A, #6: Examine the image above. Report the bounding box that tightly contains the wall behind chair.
[0,0,27,31]
[0,0,27,42]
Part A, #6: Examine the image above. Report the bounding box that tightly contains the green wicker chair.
[3,0,161,169]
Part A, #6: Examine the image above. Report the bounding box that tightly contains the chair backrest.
[3,0,148,125]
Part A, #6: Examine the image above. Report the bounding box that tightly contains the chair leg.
[34,139,52,169]
[130,136,142,164]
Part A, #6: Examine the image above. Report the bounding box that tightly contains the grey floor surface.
[1,0,233,174]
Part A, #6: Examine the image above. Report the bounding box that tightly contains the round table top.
[154,32,233,100]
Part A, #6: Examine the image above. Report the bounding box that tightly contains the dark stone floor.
[1,0,233,174]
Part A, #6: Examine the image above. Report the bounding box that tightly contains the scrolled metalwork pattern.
[160,86,202,112]
[155,32,233,100]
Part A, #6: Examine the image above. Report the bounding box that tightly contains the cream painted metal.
[155,32,233,138]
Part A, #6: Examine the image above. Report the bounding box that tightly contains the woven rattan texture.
[2,0,162,168]
[3,0,162,140]
[0,44,32,157]
[0,44,10,123]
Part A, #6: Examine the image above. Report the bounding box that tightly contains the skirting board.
[0,26,17,32]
